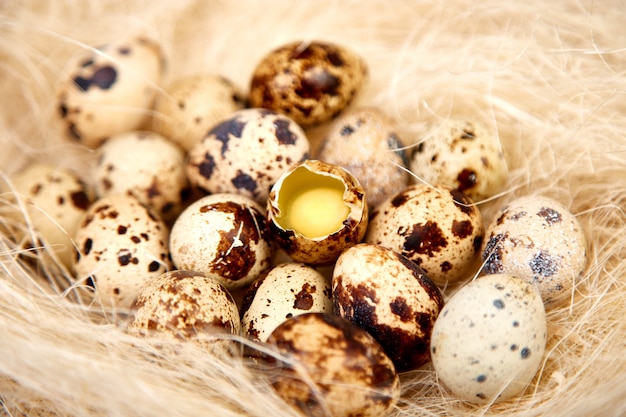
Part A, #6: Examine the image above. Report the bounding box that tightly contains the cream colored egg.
[169,193,274,290]
[93,131,190,223]
[365,184,484,287]
[481,195,588,307]
[154,73,245,152]
[240,262,332,342]
[56,34,164,148]
[73,194,171,309]
[430,273,547,404]
[410,118,509,202]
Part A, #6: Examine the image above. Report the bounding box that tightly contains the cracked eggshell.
[93,131,190,223]
[249,40,368,127]
[9,163,94,269]
[268,313,400,417]
[332,243,444,372]
[186,108,310,204]
[410,118,509,202]
[318,108,409,209]
[481,195,588,307]
[128,270,240,342]
[56,34,164,149]
[153,73,246,152]
[430,273,547,404]
[365,184,484,288]
[240,262,332,342]
[169,193,274,291]
[73,194,171,309]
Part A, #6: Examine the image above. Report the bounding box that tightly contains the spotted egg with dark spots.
[72,194,171,309]
[365,183,484,288]
[481,195,588,307]
[169,193,274,291]
[409,118,509,203]
[332,243,444,372]
[268,312,400,417]
[128,270,240,342]
[430,273,547,404]
[249,41,367,127]
[186,108,310,205]
[240,262,332,342]
[56,34,164,149]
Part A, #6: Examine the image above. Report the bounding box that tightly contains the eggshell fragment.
[318,108,409,209]
[169,193,274,290]
[240,262,333,342]
[332,243,444,372]
[153,73,245,152]
[128,270,240,341]
[366,184,484,287]
[430,273,547,404]
[56,34,164,148]
[249,41,368,126]
[268,313,400,417]
[93,131,190,223]
[186,108,310,204]
[73,194,171,309]
[481,195,588,306]
[410,118,509,202]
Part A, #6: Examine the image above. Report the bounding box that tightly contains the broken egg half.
[267,160,367,265]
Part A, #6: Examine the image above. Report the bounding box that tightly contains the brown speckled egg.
[409,118,509,202]
[249,41,367,127]
[267,160,367,266]
[169,193,274,291]
[240,262,332,342]
[318,108,409,209]
[153,73,246,152]
[430,273,547,404]
[365,184,484,287]
[73,194,171,309]
[481,195,588,307]
[9,163,94,269]
[128,270,240,341]
[56,34,164,148]
[186,108,310,204]
[93,131,190,223]
[268,313,400,417]
[333,243,444,372]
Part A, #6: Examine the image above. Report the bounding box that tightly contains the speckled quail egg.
[9,163,94,269]
[430,273,547,404]
[481,195,588,307]
[169,193,274,291]
[186,108,310,204]
[268,312,400,417]
[56,34,164,148]
[73,194,171,309]
[153,73,246,152]
[128,270,240,342]
[240,262,332,342]
[267,159,367,265]
[332,243,444,372]
[318,108,409,209]
[93,131,190,223]
[366,184,484,288]
[249,41,368,127]
[410,118,509,203]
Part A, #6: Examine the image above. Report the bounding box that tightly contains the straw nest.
[1,1,625,416]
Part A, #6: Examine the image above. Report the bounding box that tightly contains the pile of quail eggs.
[6,33,589,416]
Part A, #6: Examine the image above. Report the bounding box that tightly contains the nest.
[1,1,625,416]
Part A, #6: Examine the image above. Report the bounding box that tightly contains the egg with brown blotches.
[268,312,400,417]
[332,243,444,372]
[365,184,484,288]
[249,40,368,127]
